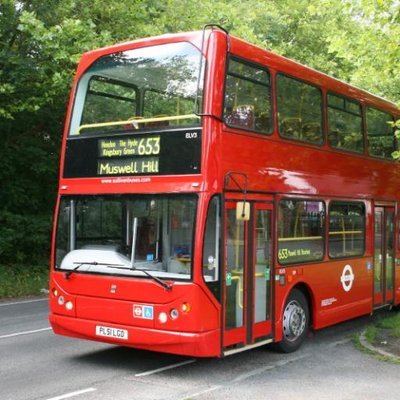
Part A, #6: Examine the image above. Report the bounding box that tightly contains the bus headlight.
[65,301,74,311]
[158,312,168,324]
[58,296,65,306]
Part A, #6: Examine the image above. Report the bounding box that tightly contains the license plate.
[95,325,128,340]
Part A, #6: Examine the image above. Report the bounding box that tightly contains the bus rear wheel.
[277,289,309,353]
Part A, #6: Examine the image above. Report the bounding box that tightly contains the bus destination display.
[63,129,201,178]
[98,137,160,175]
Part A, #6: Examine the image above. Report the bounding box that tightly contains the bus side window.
[328,202,365,258]
[277,74,323,145]
[226,105,255,129]
[278,199,325,265]
[223,57,272,134]
[202,197,221,300]
[366,107,396,159]
[328,93,363,153]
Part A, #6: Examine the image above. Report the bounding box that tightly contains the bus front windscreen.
[69,41,203,136]
[55,195,197,281]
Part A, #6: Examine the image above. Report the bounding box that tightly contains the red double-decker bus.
[49,26,400,357]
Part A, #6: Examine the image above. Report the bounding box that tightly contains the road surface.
[1,297,399,400]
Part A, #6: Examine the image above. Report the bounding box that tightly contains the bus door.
[223,202,273,351]
[374,207,395,307]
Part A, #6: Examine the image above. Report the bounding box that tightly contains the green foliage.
[377,313,400,338]
[364,325,378,344]
[0,0,399,268]
[0,211,52,264]
[326,0,400,102]
[0,264,48,298]
[392,120,400,159]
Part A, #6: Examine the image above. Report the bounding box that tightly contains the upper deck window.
[367,107,395,159]
[69,42,203,136]
[328,94,363,153]
[277,75,323,145]
[81,77,138,125]
[223,58,272,134]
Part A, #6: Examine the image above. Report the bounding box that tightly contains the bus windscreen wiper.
[107,265,172,291]
[64,261,123,279]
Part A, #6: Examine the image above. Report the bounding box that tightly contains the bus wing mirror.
[236,202,250,221]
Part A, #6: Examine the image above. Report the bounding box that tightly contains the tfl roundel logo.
[341,264,355,292]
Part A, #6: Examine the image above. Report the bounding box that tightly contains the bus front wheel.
[277,288,309,353]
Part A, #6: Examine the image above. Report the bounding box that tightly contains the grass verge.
[357,311,400,363]
[364,325,378,344]
[377,312,400,338]
[363,313,400,344]
[0,264,49,298]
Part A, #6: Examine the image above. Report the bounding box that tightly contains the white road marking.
[0,298,48,307]
[228,352,310,385]
[46,388,97,400]
[0,327,51,339]
[178,385,223,399]
[175,354,309,400]
[179,340,353,400]
[134,359,196,377]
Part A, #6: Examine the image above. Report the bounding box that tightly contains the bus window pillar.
[69,199,76,251]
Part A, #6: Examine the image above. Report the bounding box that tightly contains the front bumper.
[49,313,221,357]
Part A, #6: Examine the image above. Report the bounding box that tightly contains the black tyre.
[276,288,310,353]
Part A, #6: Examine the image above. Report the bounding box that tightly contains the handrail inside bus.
[328,230,363,235]
[75,114,201,135]
[278,236,323,242]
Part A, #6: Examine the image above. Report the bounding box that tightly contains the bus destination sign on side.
[63,129,201,178]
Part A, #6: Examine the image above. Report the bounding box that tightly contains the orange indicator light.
[181,303,191,313]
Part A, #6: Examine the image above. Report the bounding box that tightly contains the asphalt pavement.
[1,297,399,400]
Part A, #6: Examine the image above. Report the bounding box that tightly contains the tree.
[0,1,131,263]
[0,0,398,265]
[326,0,400,102]
[392,120,400,160]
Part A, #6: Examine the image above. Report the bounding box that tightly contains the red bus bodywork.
[49,29,400,357]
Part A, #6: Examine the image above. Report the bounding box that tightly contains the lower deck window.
[328,202,365,258]
[278,199,325,264]
[202,196,221,300]
[55,194,197,280]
